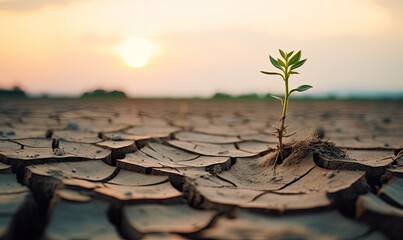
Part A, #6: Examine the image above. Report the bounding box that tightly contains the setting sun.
[119,37,153,68]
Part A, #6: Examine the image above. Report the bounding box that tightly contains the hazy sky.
[0,0,402,97]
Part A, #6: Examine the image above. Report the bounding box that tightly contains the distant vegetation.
[1,86,401,101]
[212,92,310,100]
[212,92,260,100]
[0,86,27,98]
[211,92,403,101]
[81,89,128,99]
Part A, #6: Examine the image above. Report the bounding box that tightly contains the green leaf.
[270,95,283,104]
[290,71,299,74]
[289,84,313,95]
[260,71,284,79]
[290,59,307,70]
[279,49,286,59]
[269,55,283,71]
[277,58,286,68]
[289,50,301,65]
[287,51,294,58]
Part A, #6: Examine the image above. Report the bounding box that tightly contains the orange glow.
[0,0,401,97]
[118,37,153,68]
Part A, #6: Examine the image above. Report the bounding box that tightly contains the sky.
[0,0,402,97]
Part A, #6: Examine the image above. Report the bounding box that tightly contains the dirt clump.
[264,134,346,168]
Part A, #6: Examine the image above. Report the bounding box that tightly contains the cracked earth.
[0,99,402,239]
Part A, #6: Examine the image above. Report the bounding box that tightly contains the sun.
[119,37,153,68]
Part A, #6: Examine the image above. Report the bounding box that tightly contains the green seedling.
[261,49,312,167]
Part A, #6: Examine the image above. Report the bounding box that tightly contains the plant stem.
[275,72,289,168]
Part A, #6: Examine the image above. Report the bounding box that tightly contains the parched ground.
[0,99,402,240]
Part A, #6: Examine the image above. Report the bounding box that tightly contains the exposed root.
[264,133,346,170]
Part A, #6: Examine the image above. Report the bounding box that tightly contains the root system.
[264,133,346,168]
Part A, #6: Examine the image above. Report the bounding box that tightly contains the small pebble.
[202,173,211,179]
[53,148,65,156]
[326,172,336,179]
[124,191,132,196]
[6,130,15,136]
[271,176,283,182]
[96,150,102,153]
[112,135,123,141]
[66,122,79,130]
[392,165,397,169]
[98,132,105,139]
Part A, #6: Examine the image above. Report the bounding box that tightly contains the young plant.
[261,49,312,167]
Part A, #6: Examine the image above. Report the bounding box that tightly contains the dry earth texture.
[0,99,402,240]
